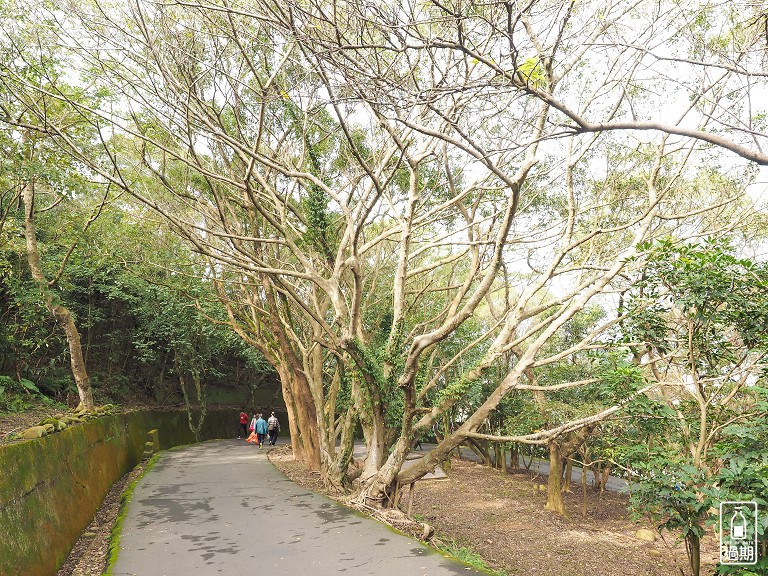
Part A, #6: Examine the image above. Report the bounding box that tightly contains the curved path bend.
[111,440,484,576]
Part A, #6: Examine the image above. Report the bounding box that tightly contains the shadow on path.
[110,440,486,576]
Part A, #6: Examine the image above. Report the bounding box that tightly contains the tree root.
[346,500,435,542]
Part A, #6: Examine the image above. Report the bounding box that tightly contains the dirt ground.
[55,465,147,576]
[270,448,720,576]
[0,405,68,442]
[405,459,718,576]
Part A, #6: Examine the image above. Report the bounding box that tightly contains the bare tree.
[1,0,764,506]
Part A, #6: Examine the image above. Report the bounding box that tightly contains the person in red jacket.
[238,410,249,438]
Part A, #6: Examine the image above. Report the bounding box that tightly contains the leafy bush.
[0,375,39,412]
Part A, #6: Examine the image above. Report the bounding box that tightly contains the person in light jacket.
[255,413,268,448]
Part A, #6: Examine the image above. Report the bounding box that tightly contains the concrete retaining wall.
[0,408,237,576]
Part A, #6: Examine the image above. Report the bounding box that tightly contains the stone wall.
[0,408,237,576]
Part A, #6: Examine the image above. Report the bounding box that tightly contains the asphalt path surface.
[110,440,485,576]
[519,456,629,493]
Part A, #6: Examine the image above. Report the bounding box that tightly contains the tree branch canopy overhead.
[1,0,766,505]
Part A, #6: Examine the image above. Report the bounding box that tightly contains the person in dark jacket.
[267,412,280,445]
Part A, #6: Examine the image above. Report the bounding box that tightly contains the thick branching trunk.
[354,382,387,484]
[545,426,595,516]
[278,366,321,470]
[278,367,303,458]
[353,433,412,506]
[546,443,567,516]
[22,184,94,410]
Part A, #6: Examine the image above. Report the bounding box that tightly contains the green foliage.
[0,184,272,405]
[516,56,546,88]
[0,374,52,412]
[630,456,715,534]
[616,238,768,573]
[593,356,645,403]
[711,414,768,575]
[629,237,768,355]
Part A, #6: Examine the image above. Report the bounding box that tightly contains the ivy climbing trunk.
[22,183,94,411]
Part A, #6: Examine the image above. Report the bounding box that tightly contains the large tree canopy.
[1,0,766,505]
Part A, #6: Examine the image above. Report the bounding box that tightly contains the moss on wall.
[0,408,237,576]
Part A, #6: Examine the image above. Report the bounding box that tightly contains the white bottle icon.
[731,506,747,540]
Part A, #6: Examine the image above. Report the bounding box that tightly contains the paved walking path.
[111,440,484,576]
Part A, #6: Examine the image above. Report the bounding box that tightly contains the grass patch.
[434,538,507,576]
[104,454,160,575]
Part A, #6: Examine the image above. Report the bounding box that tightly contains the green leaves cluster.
[629,237,768,355]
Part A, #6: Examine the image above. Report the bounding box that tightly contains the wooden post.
[392,482,401,509]
[407,482,416,516]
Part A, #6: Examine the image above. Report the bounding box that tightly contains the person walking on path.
[246,413,259,444]
[255,413,268,448]
[267,412,280,445]
[238,410,248,438]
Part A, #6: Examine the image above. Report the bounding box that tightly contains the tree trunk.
[277,365,321,470]
[686,533,701,576]
[601,465,611,493]
[287,374,321,470]
[545,442,567,516]
[353,433,412,506]
[545,426,596,516]
[355,386,387,483]
[466,438,493,466]
[178,367,206,443]
[279,368,303,457]
[510,444,520,469]
[563,459,573,493]
[320,408,356,492]
[263,283,321,471]
[22,184,94,410]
